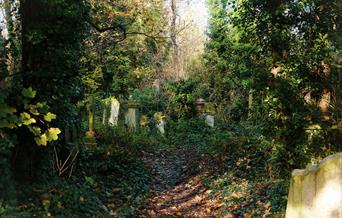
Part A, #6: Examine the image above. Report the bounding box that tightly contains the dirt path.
[138,149,224,217]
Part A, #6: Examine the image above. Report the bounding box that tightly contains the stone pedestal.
[196,98,205,115]
[85,98,97,147]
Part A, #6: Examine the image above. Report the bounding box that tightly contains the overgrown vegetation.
[0,0,340,217]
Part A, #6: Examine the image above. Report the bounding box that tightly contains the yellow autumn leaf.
[206,189,213,194]
[47,128,61,141]
[264,200,272,209]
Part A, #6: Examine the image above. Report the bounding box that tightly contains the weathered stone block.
[286,153,342,218]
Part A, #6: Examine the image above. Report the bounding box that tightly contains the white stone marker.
[154,112,165,134]
[156,120,166,134]
[205,114,214,128]
[108,97,120,126]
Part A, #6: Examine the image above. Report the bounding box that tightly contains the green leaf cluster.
[0,87,61,146]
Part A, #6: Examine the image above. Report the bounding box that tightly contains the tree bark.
[170,0,181,79]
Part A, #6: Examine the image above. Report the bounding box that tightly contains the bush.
[96,125,167,153]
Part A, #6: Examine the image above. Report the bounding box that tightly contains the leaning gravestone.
[285,152,342,218]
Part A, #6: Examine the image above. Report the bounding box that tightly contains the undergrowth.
[5,147,151,218]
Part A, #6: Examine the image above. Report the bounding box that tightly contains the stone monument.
[154,112,166,134]
[125,97,138,132]
[285,152,342,218]
[108,97,120,126]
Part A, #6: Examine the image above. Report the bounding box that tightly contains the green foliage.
[204,0,342,176]
[15,149,150,217]
[203,172,288,217]
[21,0,88,130]
[0,88,61,146]
[0,0,339,216]
[0,137,16,206]
[167,118,211,149]
[132,88,166,118]
[96,125,167,153]
[81,0,168,99]
[163,80,201,119]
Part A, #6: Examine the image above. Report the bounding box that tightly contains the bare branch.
[85,17,167,43]
[85,17,126,34]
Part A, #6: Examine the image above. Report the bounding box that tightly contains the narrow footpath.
[138,149,226,218]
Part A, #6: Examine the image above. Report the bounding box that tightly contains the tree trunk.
[15,0,85,179]
[170,0,181,79]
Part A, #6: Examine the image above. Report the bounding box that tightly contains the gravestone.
[285,152,342,218]
[196,98,215,128]
[108,97,120,126]
[153,79,161,93]
[205,114,214,128]
[248,89,254,118]
[125,98,138,132]
[154,112,166,134]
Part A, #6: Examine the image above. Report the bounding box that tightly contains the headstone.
[125,98,138,132]
[285,153,342,218]
[153,79,161,93]
[65,125,78,144]
[108,97,120,126]
[205,114,214,128]
[154,112,166,134]
[156,120,166,134]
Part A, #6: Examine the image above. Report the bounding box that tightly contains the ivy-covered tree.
[4,0,88,178]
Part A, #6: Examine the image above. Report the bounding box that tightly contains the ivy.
[0,87,61,146]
